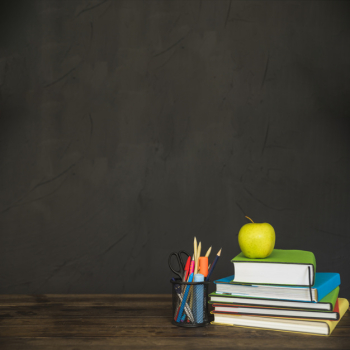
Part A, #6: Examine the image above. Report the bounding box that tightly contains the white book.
[212,303,340,320]
[231,250,316,286]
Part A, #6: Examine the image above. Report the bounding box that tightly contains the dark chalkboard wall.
[0,0,350,296]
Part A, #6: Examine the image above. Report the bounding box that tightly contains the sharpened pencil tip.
[218,248,222,256]
[205,246,212,258]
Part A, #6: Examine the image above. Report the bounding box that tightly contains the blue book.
[213,272,340,302]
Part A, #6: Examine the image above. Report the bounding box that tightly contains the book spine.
[317,274,341,301]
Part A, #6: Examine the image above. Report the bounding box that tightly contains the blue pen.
[176,273,193,322]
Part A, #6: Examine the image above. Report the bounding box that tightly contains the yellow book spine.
[325,298,349,335]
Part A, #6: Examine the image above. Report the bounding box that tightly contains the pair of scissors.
[168,250,190,281]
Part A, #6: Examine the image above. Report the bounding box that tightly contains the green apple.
[238,217,275,258]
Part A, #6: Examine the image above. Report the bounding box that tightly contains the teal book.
[212,273,340,304]
[231,249,316,286]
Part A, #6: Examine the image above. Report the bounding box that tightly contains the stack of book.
[210,249,349,336]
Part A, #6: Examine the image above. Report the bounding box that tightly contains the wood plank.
[0,305,173,318]
[0,336,350,350]
[0,316,349,327]
[0,323,349,338]
[0,294,172,306]
[1,294,346,308]
[0,299,346,319]
[0,317,173,326]
[0,294,176,318]
[0,307,347,320]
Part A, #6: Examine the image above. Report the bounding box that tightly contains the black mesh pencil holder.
[170,278,210,327]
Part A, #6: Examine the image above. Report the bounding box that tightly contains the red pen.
[183,256,191,282]
[187,256,195,281]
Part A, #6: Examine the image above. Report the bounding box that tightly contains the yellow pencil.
[205,246,212,258]
[194,237,197,263]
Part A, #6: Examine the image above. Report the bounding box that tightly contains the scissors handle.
[177,250,190,269]
[168,253,184,280]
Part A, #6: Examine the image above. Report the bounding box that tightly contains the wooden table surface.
[0,294,349,349]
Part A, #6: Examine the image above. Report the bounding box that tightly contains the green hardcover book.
[209,286,339,311]
[211,297,341,320]
[231,249,316,286]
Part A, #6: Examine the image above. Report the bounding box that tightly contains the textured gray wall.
[0,0,350,296]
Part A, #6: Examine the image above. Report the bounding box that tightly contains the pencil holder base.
[170,278,210,327]
[171,319,209,327]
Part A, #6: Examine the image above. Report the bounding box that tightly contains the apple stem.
[245,216,254,223]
